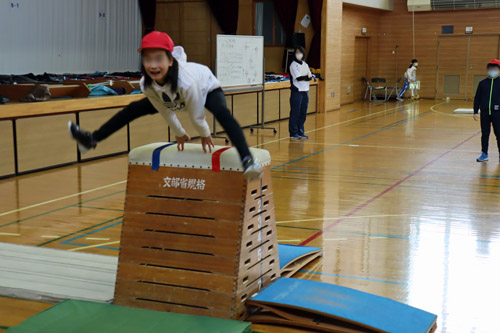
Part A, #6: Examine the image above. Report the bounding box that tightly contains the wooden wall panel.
[17,114,77,173]
[129,113,170,149]
[321,0,343,112]
[437,37,468,99]
[0,120,15,177]
[341,5,380,105]
[280,89,291,119]
[181,2,212,67]
[260,90,280,124]
[155,3,181,45]
[232,93,258,127]
[309,86,317,113]
[79,108,128,160]
[466,36,499,100]
[354,38,369,101]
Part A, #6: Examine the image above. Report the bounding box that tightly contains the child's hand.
[473,114,479,121]
[176,134,191,151]
[201,136,215,153]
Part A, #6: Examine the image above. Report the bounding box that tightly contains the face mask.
[413,63,418,68]
[488,69,499,78]
[296,53,303,61]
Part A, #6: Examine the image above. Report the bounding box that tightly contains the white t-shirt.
[140,46,221,138]
[290,60,312,92]
[405,66,417,82]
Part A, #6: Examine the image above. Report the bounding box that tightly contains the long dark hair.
[141,50,179,93]
[409,58,418,68]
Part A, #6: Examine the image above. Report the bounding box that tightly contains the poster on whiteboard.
[216,35,264,87]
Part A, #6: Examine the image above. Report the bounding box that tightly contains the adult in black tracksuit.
[474,59,500,162]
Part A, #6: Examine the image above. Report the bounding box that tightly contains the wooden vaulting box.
[114,143,280,320]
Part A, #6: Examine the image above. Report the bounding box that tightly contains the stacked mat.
[6,300,252,333]
[247,278,437,333]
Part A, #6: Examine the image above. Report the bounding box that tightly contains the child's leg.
[398,82,408,98]
[491,113,500,155]
[204,88,251,161]
[289,88,302,137]
[480,114,492,154]
[298,91,309,136]
[92,98,158,142]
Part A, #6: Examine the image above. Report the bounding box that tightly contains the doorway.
[354,37,369,101]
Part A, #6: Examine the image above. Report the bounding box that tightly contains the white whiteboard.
[216,35,264,87]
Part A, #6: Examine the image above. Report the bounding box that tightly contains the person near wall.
[397,59,418,102]
[289,46,312,140]
[474,59,500,162]
[68,31,262,179]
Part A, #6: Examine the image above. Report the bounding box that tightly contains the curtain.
[208,0,239,35]
[273,0,299,43]
[0,0,141,74]
[307,0,323,69]
[138,0,156,35]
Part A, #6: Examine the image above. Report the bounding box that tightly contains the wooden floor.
[1,99,498,332]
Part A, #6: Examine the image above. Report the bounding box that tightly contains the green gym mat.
[7,300,252,333]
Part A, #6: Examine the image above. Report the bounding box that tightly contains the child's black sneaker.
[68,121,96,153]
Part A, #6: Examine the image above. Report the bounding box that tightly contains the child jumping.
[288,46,312,140]
[474,59,500,162]
[69,31,261,179]
[397,59,418,102]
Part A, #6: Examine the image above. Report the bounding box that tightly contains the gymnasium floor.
[1,99,499,333]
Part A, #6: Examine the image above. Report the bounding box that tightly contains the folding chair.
[370,78,388,101]
[388,78,402,100]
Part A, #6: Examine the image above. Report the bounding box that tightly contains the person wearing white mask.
[397,59,418,101]
[289,46,312,140]
[473,59,500,162]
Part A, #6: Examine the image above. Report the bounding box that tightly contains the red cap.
[487,59,500,67]
[138,31,174,53]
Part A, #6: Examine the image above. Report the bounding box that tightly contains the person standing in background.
[474,59,500,162]
[397,59,418,101]
[289,46,312,140]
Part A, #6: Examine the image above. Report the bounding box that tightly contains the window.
[254,1,286,46]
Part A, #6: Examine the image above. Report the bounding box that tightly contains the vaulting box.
[114,143,280,320]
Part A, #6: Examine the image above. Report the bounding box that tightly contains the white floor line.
[0,181,126,217]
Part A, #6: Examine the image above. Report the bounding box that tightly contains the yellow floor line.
[68,240,120,252]
[86,237,110,241]
[0,181,126,217]
[40,235,60,238]
[0,232,20,236]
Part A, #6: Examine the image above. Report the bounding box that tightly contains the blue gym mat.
[278,244,322,270]
[249,277,437,333]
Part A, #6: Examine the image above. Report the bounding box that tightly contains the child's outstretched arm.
[184,83,213,152]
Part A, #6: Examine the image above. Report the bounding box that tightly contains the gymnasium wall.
[377,0,500,99]
[0,0,142,75]
[341,4,381,105]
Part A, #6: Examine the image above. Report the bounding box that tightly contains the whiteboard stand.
[250,59,278,134]
[211,117,229,143]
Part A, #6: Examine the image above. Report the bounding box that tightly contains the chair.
[388,78,403,100]
[370,78,388,101]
